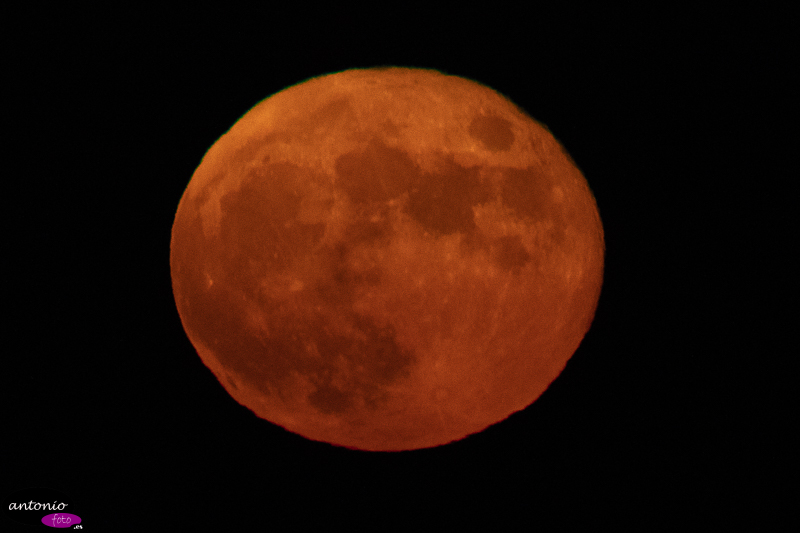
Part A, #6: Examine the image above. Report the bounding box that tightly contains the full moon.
[170,67,604,451]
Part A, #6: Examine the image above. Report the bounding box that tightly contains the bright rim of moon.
[170,67,604,451]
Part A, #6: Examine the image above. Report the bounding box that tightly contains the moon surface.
[170,67,604,451]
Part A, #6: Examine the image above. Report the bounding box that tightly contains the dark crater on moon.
[335,139,493,241]
[468,113,514,152]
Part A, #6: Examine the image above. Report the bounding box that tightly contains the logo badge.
[42,512,82,528]
[3,487,81,528]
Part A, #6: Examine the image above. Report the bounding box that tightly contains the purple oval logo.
[42,513,81,528]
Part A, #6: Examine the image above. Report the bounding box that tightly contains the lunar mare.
[170,68,604,451]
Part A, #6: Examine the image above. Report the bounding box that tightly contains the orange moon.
[170,68,604,451]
